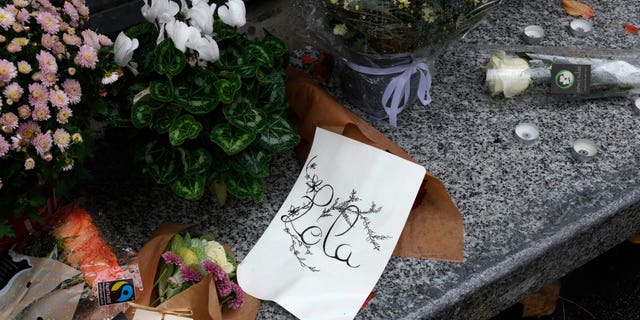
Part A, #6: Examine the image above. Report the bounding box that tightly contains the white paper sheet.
[238,128,425,320]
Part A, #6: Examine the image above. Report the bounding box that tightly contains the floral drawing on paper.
[281,155,391,272]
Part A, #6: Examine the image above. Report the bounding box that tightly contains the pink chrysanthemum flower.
[17,105,30,119]
[38,0,53,8]
[4,82,23,102]
[72,0,84,8]
[74,45,98,69]
[16,8,29,23]
[17,61,31,74]
[61,79,81,104]
[98,35,112,46]
[10,134,23,150]
[41,33,54,49]
[0,8,15,31]
[36,50,58,73]
[4,4,17,15]
[179,264,203,283]
[36,11,60,34]
[203,260,232,297]
[63,2,79,22]
[6,42,21,53]
[161,251,184,265]
[49,89,69,109]
[227,283,245,310]
[56,106,72,124]
[32,105,51,121]
[76,5,89,17]
[53,128,70,151]
[40,71,58,87]
[29,83,48,107]
[62,33,81,46]
[31,131,52,157]
[81,30,100,50]
[24,157,35,170]
[0,59,17,83]
[12,23,24,33]
[0,135,9,157]
[13,0,29,8]
[53,41,65,54]
[17,121,40,141]
[0,112,19,130]
[101,72,120,85]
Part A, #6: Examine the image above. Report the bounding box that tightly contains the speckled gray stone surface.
[73,0,640,319]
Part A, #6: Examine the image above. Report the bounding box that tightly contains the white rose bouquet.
[485,47,640,100]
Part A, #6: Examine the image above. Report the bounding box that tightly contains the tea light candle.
[513,122,540,144]
[523,25,545,44]
[572,139,598,160]
[634,97,640,115]
[570,18,593,37]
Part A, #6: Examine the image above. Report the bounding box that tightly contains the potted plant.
[0,0,111,240]
[100,0,300,204]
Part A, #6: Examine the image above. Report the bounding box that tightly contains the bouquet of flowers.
[302,0,502,127]
[0,0,111,238]
[99,0,300,204]
[484,46,640,100]
[128,223,259,320]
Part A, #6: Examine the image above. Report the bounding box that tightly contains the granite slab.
[73,0,640,319]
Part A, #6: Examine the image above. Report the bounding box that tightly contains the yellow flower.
[333,23,347,36]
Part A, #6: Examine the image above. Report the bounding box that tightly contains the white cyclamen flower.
[187,34,220,63]
[186,0,216,35]
[485,51,532,98]
[217,0,246,28]
[114,32,139,67]
[141,0,180,24]
[165,20,201,53]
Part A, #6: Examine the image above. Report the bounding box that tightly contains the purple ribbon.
[345,57,432,128]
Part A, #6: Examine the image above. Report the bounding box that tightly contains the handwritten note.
[238,127,425,320]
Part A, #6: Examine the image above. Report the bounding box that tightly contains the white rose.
[205,240,235,274]
[485,51,532,98]
[114,32,139,67]
[217,0,246,28]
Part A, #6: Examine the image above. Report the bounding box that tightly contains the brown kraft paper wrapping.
[126,222,260,320]
[286,68,464,262]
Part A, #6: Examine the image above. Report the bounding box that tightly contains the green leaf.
[223,98,268,133]
[170,233,185,252]
[215,76,241,104]
[222,171,264,203]
[154,39,187,76]
[262,33,288,58]
[144,142,179,184]
[171,174,206,201]
[258,114,301,153]
[174,82,219,115]
[168,115,203,146]
[180,148,212,176]
[232,147,272,178]
[150,80,174,102]
[237,64,257,78]
[152,103,182,134]
[247,43,272,67]
[210,180,227,206]
[0,219,16,238]
[131,101,153,128]
[209,123,256,155]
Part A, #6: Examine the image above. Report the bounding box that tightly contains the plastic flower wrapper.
[483,46,640,101]
[297,0,503,127]
[0,0,113,239]
[126,223,259,320]
[99,0,300,205]
[0,206,141,319]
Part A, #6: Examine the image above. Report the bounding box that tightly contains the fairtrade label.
[97,278,135,306]
[550,64,591,95]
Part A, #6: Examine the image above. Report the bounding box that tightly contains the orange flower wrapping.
[52,206,124,287]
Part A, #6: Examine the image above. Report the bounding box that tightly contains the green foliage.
[106,20,300,204]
